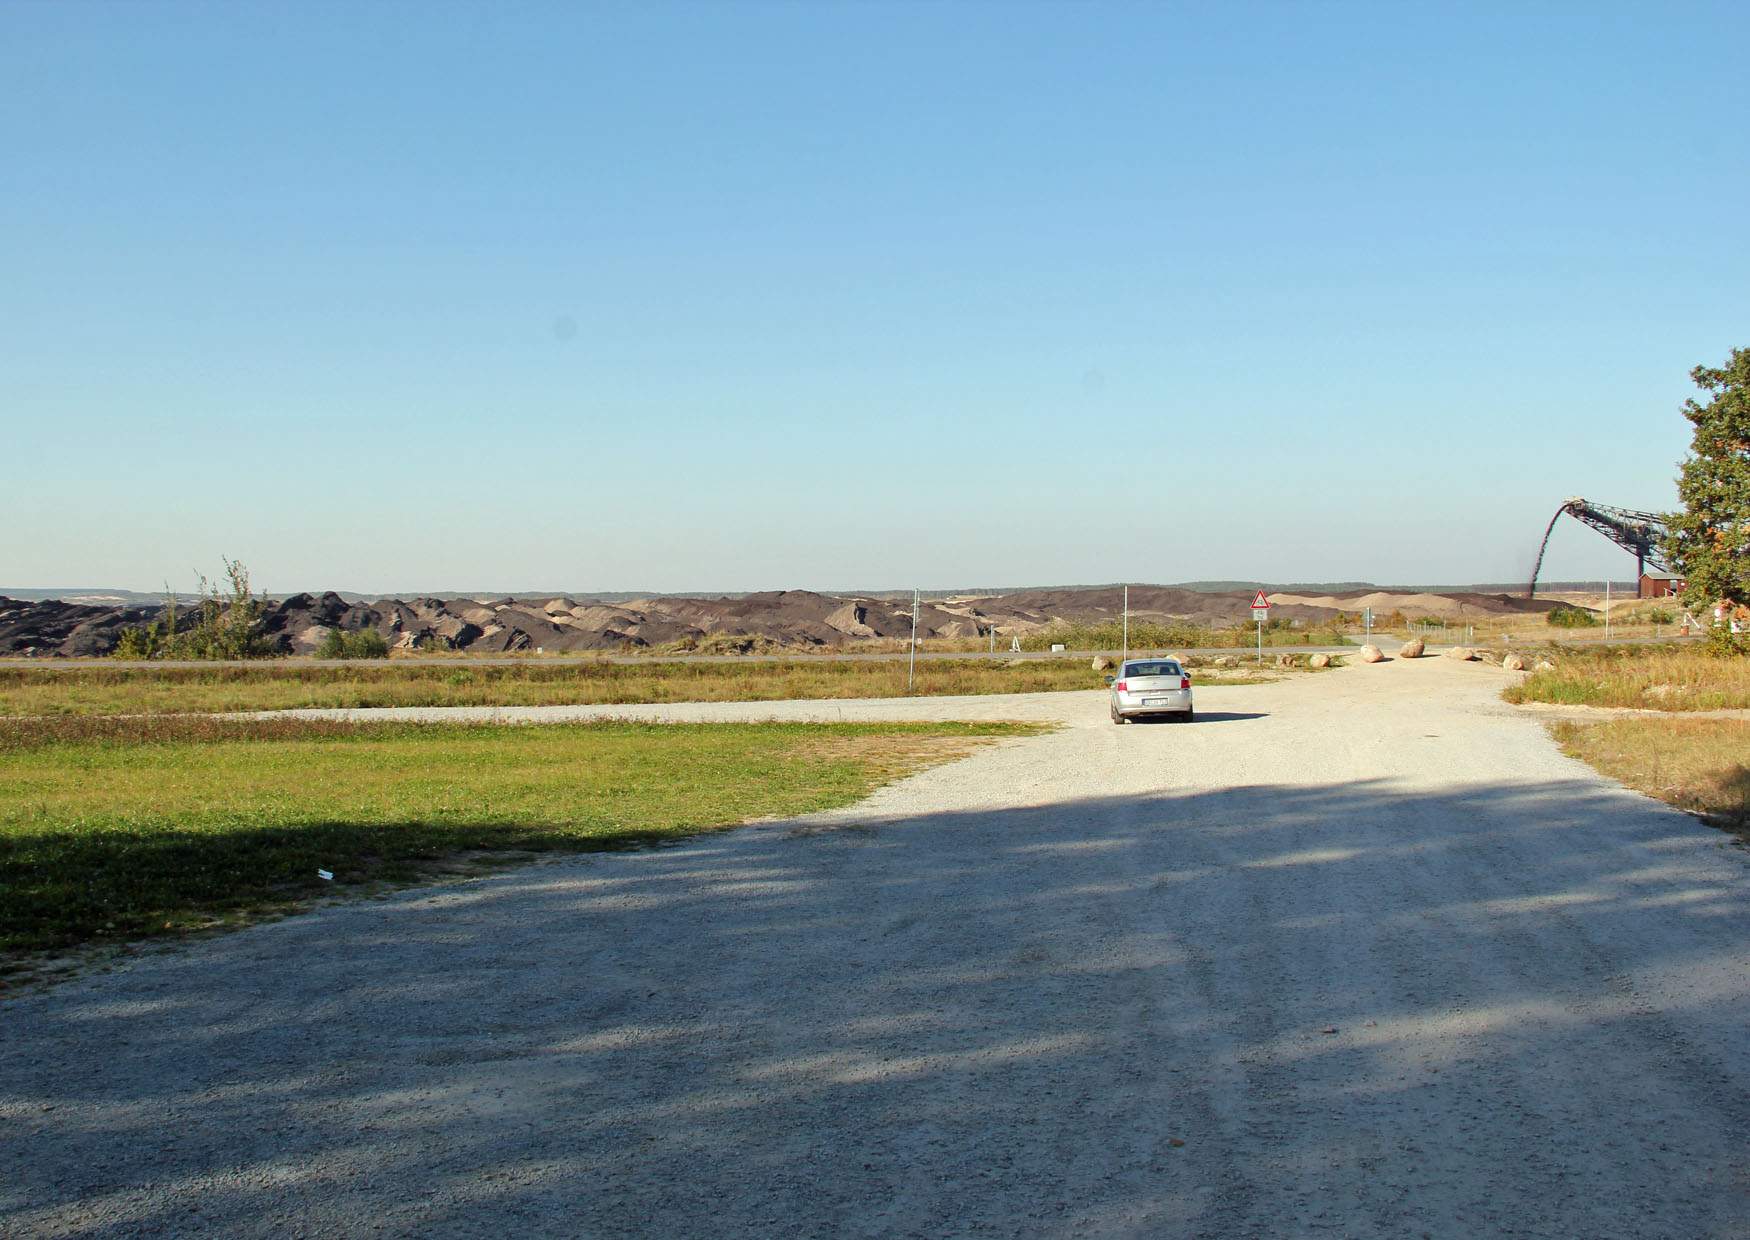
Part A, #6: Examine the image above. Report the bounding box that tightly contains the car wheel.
[1181,707,1195,722]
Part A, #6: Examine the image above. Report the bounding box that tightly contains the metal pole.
[908,588,919,692]
[1121,584,1128,664]
[1257,614,1263,664]
[1605,578,1611,642]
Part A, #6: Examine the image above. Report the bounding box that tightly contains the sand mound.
[1267,591,1547,619]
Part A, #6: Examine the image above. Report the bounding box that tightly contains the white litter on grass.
[317,869,334,881]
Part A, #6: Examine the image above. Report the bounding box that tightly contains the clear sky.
[4,2,1745,595]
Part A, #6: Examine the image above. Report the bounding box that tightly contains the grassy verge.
[0,660,1102,716]
[0,657,1286,717]
[1018,620,1351,651]
[1504,648,1750,711]
[1552,718,1749,839]
[0,717,1039,958]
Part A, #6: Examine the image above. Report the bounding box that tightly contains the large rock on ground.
[1445,646,1476,661]
[1358,644,1385,663]
[1091,656,1113,671]
[1502,653,1528,671]
[1309,652,1331,669]
[1399,638,1426,659]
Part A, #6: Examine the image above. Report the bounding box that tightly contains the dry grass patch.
[1506,648,1750,711]
[790,730,1011,783]
[1553,717,1750,839]
[0,659,1119,718]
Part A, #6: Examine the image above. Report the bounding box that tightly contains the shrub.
[110,561,274,660]
[316,627,390,659]
[1547,604,1601,628]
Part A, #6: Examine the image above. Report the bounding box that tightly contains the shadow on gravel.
[1137,710,1268,724]
[4,774,1749,1237]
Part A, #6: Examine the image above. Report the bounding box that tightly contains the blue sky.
[3,2,1745,594]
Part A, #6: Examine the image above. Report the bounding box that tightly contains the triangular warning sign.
[1251,590,1271,608]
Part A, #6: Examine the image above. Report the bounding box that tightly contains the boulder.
[1309,652,1331,669]
[1091,656,1113,671]
[1445,646,1476,661]
[1502,653,1527,671]
[1276,653,1297,668]
[1533,660,1556,673]
[1399,638,1426,659]
[1358,644,1385,663]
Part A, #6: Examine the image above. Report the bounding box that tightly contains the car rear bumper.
[1113,690,1192,717]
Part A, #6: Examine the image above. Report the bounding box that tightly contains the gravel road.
[5,659,1748,1237]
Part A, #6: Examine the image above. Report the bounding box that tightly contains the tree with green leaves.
[1663,348,1749,645]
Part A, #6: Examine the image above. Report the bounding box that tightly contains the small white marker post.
[1121,584,1129,665]
[1251,589,1271,665]
[908,588,919,693]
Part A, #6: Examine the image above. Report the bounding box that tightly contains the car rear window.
[1124,662,1181,678]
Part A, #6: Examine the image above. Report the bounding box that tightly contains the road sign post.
[1250,590,1271,665]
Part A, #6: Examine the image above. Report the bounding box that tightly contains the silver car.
[1108,658,1194,723]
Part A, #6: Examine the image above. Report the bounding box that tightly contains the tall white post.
[908,588,919,692]
[1121,584,1129,664]
[1605,578,1611,642]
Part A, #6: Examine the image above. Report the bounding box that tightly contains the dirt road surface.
[5,659,1748,1237]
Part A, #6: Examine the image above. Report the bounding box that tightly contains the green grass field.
[1504,648,1750,711]
[0,717,1038,957]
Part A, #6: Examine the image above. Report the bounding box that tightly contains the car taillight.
[1180,676,1191,689]
[1114,680,1127,692]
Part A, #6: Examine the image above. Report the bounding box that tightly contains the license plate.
[1143,697,1170,706]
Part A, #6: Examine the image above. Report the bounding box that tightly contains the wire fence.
[1406,622,1476,644]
